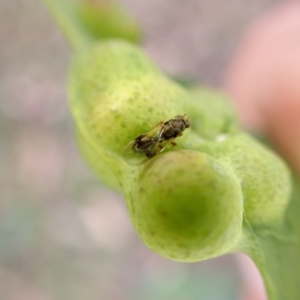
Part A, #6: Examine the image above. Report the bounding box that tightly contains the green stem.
[245,176,300,299]
[43,0,94,51]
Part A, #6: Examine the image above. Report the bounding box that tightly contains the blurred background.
[0,0,296,299]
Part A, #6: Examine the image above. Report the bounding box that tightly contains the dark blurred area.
[0,0,294,299]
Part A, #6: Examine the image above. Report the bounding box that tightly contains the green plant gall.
[127,150,243,262]
[68,40,291,261]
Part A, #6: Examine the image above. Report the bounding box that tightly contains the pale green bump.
[187,88,239,140]
[69,40,190,167]
[125,150,243,262]
[211,133,291,229]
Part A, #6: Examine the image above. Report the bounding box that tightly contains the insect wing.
[142,121,164,138]
[124,121,164,154]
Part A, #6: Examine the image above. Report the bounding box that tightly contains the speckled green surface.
[69,40,291,263]
[211,133,290,229]
[127,151,243,262]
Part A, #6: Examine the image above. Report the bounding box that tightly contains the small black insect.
[127,115,190,158]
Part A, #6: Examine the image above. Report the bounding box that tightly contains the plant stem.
[246,176,300,299]
[43,0,93,51]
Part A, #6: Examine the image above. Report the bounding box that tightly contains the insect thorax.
[162,119,185,139]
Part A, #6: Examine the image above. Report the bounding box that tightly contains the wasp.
[127,115,190,158]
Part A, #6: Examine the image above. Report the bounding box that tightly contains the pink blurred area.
[0,0,294,299]
[224,1,300,175]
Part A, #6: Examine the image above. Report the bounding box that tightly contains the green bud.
[126,150,243,262]
[69,40,190,186]
[211,133,291,229]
